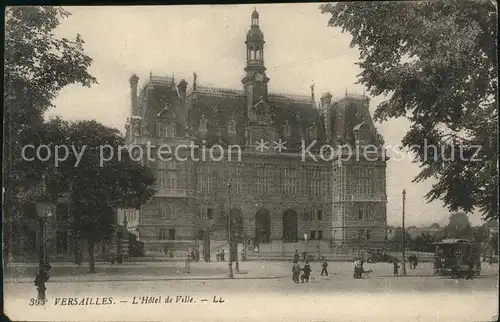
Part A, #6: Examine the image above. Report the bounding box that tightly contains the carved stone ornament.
[228,116,237,134]
[283,121,291,138]
[309,122,318,140]
[199,114,208,132]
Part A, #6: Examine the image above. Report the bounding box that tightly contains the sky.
[46,4,484,227]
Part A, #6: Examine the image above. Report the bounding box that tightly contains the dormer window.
[199,114,208,132]
[165,122,176,138]
[228,116,237,135]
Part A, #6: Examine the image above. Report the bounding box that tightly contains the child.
[292,260,301,283]
[321,257,329,276]
[393,259,400,277]
[301,260,312,283]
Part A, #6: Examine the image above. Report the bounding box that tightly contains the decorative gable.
[251,99,272,125]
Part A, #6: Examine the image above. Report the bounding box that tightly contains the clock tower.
[242,9,269,109]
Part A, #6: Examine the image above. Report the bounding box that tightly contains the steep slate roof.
[186,84,327,150]
[135,76,380,152]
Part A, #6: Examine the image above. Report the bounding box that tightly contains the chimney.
[320,92,332,106]
[129,74,139,116]
[193,72,197,91]
[177,79,188,99]
[310,83,315,102]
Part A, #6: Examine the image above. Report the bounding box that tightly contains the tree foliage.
[24,119,156,271]
[321,1,498,220]
[4,7,97,217]
[441,212,474,240]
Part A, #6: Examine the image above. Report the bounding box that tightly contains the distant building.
[117,9,388,256]
[408,224,442,239]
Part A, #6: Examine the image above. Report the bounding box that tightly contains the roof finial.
[149,70,152,79]
[345,88,348,98]
[193,72,197,91]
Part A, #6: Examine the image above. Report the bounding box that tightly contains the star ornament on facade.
[255,139,269,152]
[273,139,287,152]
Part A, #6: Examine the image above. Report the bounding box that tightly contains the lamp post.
[304,233,308,259]
[35,201,54,303]
[402,189,407,276]
[227,182,234,278]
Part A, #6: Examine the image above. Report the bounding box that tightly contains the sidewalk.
[4,261,287,283]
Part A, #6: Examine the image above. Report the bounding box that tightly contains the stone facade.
[117,9,388,254]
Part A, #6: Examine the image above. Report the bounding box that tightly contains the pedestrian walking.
[393,258,400,277]
[316,245,321,262]
[185,254,192,274]
[466,256,475,279]
[293,249,300,263]
[292,260,301,284]
[301,260,312,283]
[353,258,362,279]
[413,255,418,269]
[221,249,225,262]
[320,257,328,276]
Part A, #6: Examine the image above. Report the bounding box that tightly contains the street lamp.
[304,233,308,259]
[402,189,407,276]
[35,201,54,303]
[227,182,234,279]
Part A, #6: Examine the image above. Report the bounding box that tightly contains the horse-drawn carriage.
[433,239,481,278]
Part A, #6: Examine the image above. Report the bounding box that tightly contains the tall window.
[158,228,168,240]
[161,202,176,220]
[229,165,242,196]
[56,203,69,220]
[257,166,270,195]
[158,160,177,189]
[317,209,323,221]
[283,167,298,196]
[357,166,373,195]
[197,164,213,194]
[307,166,321,197]
[56,231,68,254]
[358,204,371,221]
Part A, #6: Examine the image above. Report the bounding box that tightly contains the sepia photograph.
[3,2,498,321]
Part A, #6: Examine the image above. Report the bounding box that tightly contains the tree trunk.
[74,232,81,265]
[87,238,95,273]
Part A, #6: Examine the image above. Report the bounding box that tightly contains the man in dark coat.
[301,260,312,283]
[320,257,329,276]
[292,260,301,284]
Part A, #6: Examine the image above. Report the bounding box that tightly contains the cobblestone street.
[5,262,498,321]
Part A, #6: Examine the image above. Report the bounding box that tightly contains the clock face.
[255,72,265,82]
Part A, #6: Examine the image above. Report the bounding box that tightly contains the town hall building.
[118,9,388,257]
